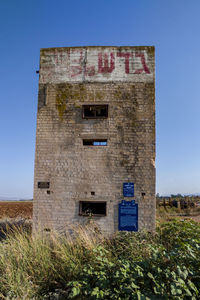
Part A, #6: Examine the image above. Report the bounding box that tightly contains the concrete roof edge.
[40,45,155,51]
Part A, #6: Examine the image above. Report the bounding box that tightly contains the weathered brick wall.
[33,46,155,233]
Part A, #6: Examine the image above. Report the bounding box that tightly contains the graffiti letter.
[54,51,68,65]
[85,66,95,76]
[70,49,83,77]
[117,52,131,74]
[98,53,115,73]
[134,53,150,74]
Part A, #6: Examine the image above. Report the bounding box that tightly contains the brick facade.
[33,46,155,233]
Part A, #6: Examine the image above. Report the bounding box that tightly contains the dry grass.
[156,205,200,225]
[0,220,199,299]
[0,223,107,299]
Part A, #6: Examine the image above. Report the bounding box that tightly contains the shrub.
[68,220,200,300]
[0,220,199,299]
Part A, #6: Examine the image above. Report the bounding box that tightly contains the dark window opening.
[79,201,106,216]
[91,191,95,196]
[83,139,107,146]
[82,105,108,119]
[38,182,50,189]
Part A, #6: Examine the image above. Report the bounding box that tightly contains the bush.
[0,220,199,299]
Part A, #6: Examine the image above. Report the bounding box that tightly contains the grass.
[0,224,107,299]
[0,219,200,299]
[156,205,200,224]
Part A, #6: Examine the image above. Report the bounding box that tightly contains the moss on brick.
[56,91,67,120]
[55,84,88,120]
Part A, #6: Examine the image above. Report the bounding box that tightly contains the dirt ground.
[0,201,33,219]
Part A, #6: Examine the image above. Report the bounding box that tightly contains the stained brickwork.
[33,46,155,233]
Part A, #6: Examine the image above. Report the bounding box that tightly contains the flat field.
[0,201,32,219]
[0,201,200,222]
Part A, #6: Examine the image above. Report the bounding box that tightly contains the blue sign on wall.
[118,200,138,232]
[123,182,134,197]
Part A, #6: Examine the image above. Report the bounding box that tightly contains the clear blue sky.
[0,0,200,198]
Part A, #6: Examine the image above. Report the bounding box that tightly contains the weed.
[0,220,199,299]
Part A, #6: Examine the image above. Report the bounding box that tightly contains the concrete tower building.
[33,46,155,233]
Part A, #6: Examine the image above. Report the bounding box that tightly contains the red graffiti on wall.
[67,50,150,78]
[70,49,96,77]
[134,52,150,74]
[70,49,84,77]
[98,53,115,73]
[117,51,150,74]
[117,52,131,74]
[54,51,68,65]
[85,66,96,76]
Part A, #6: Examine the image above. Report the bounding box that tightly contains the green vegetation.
[0,220,200,299]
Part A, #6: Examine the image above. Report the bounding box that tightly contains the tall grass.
[0,224,106,299]
[0,220,200,299]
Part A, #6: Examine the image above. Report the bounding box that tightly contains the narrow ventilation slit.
[83,139,107,146]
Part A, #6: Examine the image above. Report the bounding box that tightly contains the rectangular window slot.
[82,105,108,119]
[38,182,50,189]
[79,201,106,216]
[83,139,107,146]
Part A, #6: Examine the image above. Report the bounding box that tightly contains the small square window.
[82,105,108,119]
[79,201,107,216]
